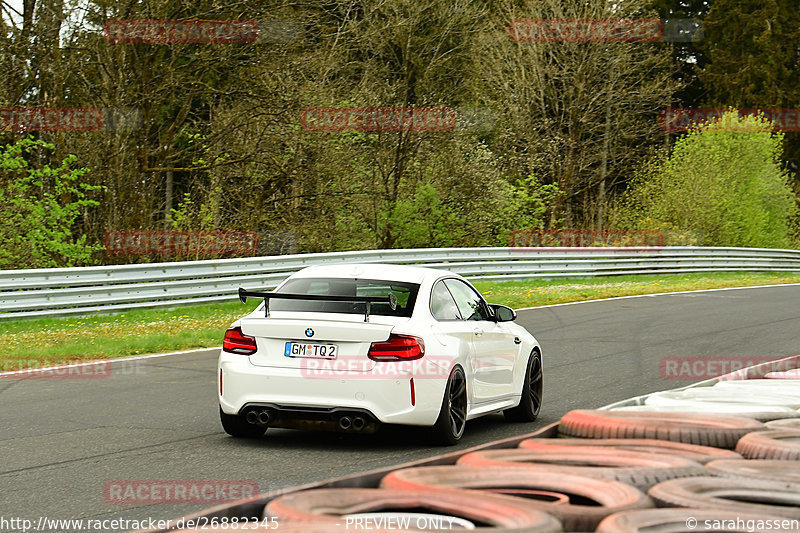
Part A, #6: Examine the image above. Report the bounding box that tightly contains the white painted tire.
[765,369,800,379]
[644,389,800,409]
[613,404,796,421]
[712,379,800,395]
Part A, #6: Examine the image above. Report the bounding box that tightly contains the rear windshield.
[270,278,419,317]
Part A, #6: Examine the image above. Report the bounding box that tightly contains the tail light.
[223,326,257,355]
[368,334,424,361]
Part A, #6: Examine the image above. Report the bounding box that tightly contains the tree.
[698,0,800,174]
[476,0,679,227]
[622,110,796,248]
[0,137,103,268]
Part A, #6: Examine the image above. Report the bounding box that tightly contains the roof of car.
[289,263,453,285]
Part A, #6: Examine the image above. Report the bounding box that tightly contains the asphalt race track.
[2,284,799,531]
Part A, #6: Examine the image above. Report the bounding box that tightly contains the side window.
[430,281,462,321]
[444,279,490,321]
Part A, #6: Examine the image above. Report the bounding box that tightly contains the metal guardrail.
[2,246,800,318]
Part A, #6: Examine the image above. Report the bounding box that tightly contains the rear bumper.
[218,351,448,426]
[240,403,381,433]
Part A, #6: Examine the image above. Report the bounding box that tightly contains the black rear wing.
[238,288,398,322]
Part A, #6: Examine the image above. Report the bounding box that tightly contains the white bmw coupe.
[218,264,542,444]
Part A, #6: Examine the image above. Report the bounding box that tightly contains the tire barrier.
[735,429,800,460]
[558,410,764,448]
[262,488,564,533]
[705,459,800,484]
[595,508,792,533]
[647,476,800,519]
[517,438,741,464]
[145,356,800,533]
[455,449,704,491]
[380,466,651,532]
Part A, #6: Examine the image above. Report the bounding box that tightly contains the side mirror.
[490,304,517,322]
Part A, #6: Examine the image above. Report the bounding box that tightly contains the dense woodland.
[1,0,799,267]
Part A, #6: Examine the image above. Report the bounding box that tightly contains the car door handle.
[514,336,521,344]
[473,328,483,336]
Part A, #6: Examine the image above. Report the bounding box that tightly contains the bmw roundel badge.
[305,328,314,338]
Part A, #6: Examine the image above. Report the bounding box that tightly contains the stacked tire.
[246,408,800,532]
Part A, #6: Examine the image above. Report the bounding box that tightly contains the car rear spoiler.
[238,288,398,322]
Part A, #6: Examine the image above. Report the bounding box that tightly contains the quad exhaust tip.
[245,409,370,431]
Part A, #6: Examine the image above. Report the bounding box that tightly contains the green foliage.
[167,187,222,232]
[0,138,103,268]
[622,111,797,248]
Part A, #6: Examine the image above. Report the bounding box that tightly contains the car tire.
[558,409,764,448]
[735,429,800,460]
[647,476,800,519]
[504,349,542,422]
[380,465,652,532]
[705,459,800,484]
[430,366,468,446]
[219,407,265,438]
[456,448,705,491]
[519,438,741,464]
[263,488,563,533]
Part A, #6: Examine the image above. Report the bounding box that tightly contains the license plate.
[284,341,338,359]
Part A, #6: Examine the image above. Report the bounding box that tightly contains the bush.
[0,138,103,268]
[622,110,797,248]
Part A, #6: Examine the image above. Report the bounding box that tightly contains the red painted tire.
[735,429,800,460]
[380,465,651,532]
[596,508,790,532]
[455,448,704,491]
[647,476,800,519]
[705,459,800,484]
[518,438,740,464]
[559,409,763,448]
[263,488,563,533]
[765,418,800,430]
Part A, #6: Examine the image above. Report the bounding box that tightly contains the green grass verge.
[2,271,799,368]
